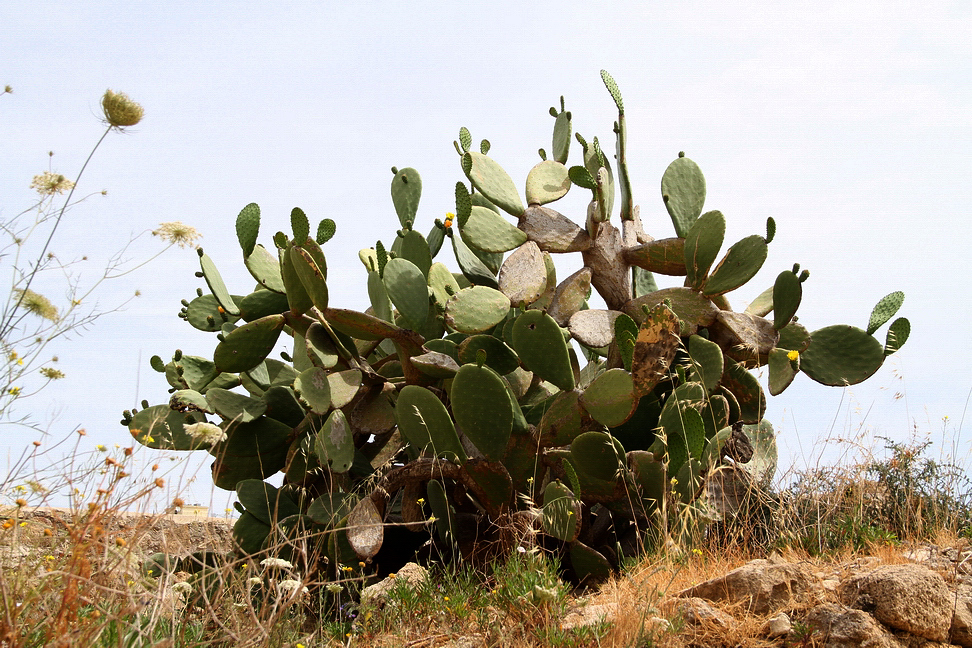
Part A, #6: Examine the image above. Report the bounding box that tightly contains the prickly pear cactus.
[123,71,908,587]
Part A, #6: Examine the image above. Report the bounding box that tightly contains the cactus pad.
[391,167,422,228]
[213,314,286,374]
[525,160,571,206]
[315,408,355,473]
[866,291,905,335]
[451,363,514,461]
[512,310,575,391]
[497,241,547,307]
[800,324,885,386]
[684,210,726,289]
[661,155,706,237]
[444,285,511,334]
[462,151,525,217]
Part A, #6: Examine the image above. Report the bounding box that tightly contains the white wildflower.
[30,171,74,196]
[152,221,202,249]
[276,579,308,597]
[247,577,263,587]
[183,422,226,445]
[260,557,294,571]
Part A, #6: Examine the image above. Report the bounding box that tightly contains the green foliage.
[127,71,908,593]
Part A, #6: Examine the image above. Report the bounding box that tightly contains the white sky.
[2,1,970,510]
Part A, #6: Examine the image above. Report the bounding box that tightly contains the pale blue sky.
[2,2,970,509]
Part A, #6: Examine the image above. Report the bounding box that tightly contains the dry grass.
[0,422,969,647]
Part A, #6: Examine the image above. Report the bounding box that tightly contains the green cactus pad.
[213,314,285,374]
[610,392,662,452]
[702,235,768,297]
[128,405,208,450]
[425,337,459,362]
[205,388,267,423]
[517,206,592,253]
[426,479,457,544]
[628,450,666,508]
[184,293,243,332]
[462,206,528,254]
[552,107,571,164]
[658,390,705,474]
[497,241,547,307]
[396,385,466,461]
[293,367,331,414]
[197,252,242,318]
[451,231,498,289]
[307,491,354,527]
[700,394,731,440]
[525,160,571,206]
[288,207,308,243]
[579,368,636,428]
[548,268,592,326]
[427,222,445,259]
[721,359,766,423]
[316,218,336,245]
[209,416,291,490]
[303,323,339,369]
[800,324,885,386]
[367,270,394,323]
[346,497,384,561]
[315,408,355,473]
[324,307,399,341]
[398,229,432,279]
[451,363,513,462]
[630,304,680,397]
[684,210,726,289]
[170,389,210,413]
[235,203,260,257]
[768,347,800,396]
[512,310,575,391]
[688,334,724,393]
[462,459,514,515]
[239,289,289,323]
[885,317,910,356]
[568,165,597,190]
[391,167,422,228]
[410,351,461,378]
[624,287,719,336]
[661,155,706,238]
[772,271,802,330]
[290,246,329,312]
[776,320,811,353]
[700,426,733,469]
[533,389,585,446]
[382,257,429,329]
[673,458,702,504]
[570,541,613,586]
[462,151,525,217]
[742,419,777,487]
[458,335,520,375]
[244,244,286,293]
[326,369,361,410]
[745,285,775,318]
[624,238,688,276]
[428,262,461,309]
[236,480,301,525]
[541,481,580,542]
[614,313,639,372]
[444,285,511,334]
[232,512,271,556]
[866,291,905,335]
[279,244,313,316]
[570,431,625,482]
[567,309,623,349]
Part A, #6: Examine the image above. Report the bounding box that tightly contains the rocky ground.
[4,505,972,647]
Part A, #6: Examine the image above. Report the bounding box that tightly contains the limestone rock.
[838,564,951,642]
[359,562,428,609]
[951,583,972,647]
[668,597,734,628]
[763,612,792,638]
[804,603,901,648]
[678,556,817,614]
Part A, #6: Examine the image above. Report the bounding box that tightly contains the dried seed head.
[101,89,144,128]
